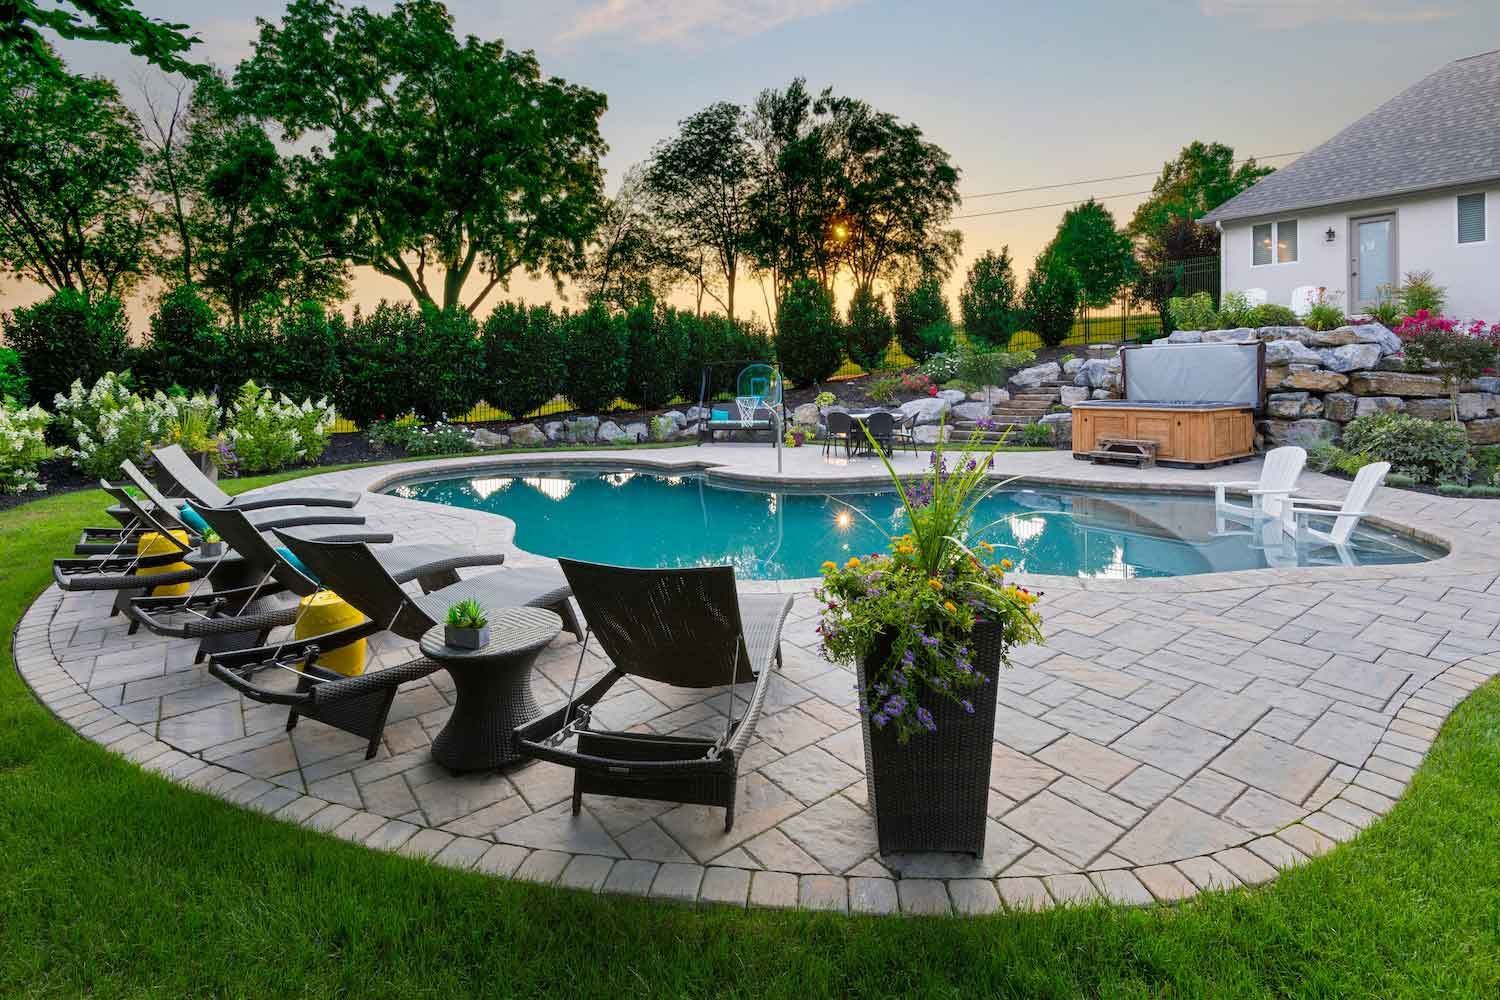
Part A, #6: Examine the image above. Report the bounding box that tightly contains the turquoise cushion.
[178,504,210,535]
[276,546,318,584]
[711,408,733,422]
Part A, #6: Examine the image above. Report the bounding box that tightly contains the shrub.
[1398,270,1446,316]
[1367,285,1402,327]
[893,278,952,362]
[1396,312,1500,417]
[406,307,486,422]
[335,302,419,427]
[258,302,345,405]
[1020,423,1054,447]
[401,421,478,456]
[774,278,842,387]
[144,284,225,393]
[959,348,1035,392]
[1217,291,1255,329]
[919,351,963,383]
[865,376,901,403]
[1167,291,1217,331]
[562,301,627,412]
[0,347,27,403]
[2,290,130,407]
[482,302,566,419]
[0,399,52,493]
[623,299,686,410]
[1021,251,1080,349]
[845,286,895,372]
[1303,289,1345,332]
[1386,471,1417,489]
[1250,303,1299,327]
[960,248,1021,349]
[52,372,167,478]
[225,380,334,472]
[1340,411,1474,484]
[154,390,222,455]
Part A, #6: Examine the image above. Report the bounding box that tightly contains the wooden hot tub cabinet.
[1071,401,1255,467]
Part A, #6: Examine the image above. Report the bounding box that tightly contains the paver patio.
[13,445,1500,915]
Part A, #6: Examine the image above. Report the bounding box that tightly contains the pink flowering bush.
[1397,310,1500,420]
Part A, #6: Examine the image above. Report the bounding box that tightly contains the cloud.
[1198,0,1458,29]
[560,0,859,45]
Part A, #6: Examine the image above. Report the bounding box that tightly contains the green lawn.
[2,472,1499,998]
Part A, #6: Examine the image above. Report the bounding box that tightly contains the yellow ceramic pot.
[135,530,191,597]
[294,591,367,677]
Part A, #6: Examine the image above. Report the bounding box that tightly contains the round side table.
[419,607,561,771]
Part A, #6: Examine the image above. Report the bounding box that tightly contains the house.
[1201,49,1499,321]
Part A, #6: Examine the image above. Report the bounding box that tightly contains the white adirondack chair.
[1290,286,1320,316]
[1213,446,1306,530]
[1242,288,1268,307]
[1285,462,1391,548]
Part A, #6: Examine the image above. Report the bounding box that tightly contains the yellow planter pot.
[135,530,191,597]
[294,591,367,677]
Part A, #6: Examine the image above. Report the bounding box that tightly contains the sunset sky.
[5,0,1498,326]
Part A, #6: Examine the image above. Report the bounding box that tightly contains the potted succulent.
[199,530,224,558]
[444,599,490,650]
[817,429,1043,856]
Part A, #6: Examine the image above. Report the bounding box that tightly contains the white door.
[1350,214,1397,312]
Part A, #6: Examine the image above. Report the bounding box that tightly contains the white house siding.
[1219,183,1500,322]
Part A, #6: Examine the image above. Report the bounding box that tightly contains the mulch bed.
[0,458,95,514]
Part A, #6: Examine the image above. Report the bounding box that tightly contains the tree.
[959,248,1020,349]
[2,1,203,79]
[481,301,565,419]
[893,276,953,362]
[844,284,894,372]
[1,290,129,405]
[143,283,224,392]
[143,73,348,325]
[774,278,841,386]
[0,51,152,300]
[236,0,607,315]
[582,166,674,311]
[1022,250,1080,349]
[1046,199,1134,310]
[644,101,755,322]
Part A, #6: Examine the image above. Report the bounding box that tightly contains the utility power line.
[958,150,1303,203]
[951,188,1155,221]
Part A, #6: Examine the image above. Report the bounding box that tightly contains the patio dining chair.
[515,559,793,832]
[823,411,853,458]
[862,411,896,456]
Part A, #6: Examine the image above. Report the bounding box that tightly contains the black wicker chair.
[152,443,362,511]
[515,559,792,832]
[823,411,853,458]
[863,411,896,456]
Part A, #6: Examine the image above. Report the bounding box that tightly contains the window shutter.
[1276,220,1298,263]
[1252,223,1272,266]
[1458,193,1486,244]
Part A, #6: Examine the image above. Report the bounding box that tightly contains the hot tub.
[1071,400,1256,467]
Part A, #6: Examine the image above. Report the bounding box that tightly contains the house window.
[1252,220,1298,265]
[1458,193,1486,244]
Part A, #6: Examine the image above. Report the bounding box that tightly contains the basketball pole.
[775,363,783,475]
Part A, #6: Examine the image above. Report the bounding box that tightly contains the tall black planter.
[856,619,1004,856]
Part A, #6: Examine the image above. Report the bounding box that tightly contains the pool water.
[388,466,1441,581]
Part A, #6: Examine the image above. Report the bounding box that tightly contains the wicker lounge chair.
[152,443,361,510]
[128,503,507,660]
[515,559,793,832]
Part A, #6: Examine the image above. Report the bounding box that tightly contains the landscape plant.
[334,302,418,427]
[1,291,130,408]
[0,348,27,403]
[774,278,842,386]
[406,307,487,422]
[143,284,225,393]
[154,389,221,456]
[1396,311,1500,421]
[1021,250,1081,348]
[0,399,51,493]
[1303,289,1346,332]
[1340,411,1474,485]
[959,247,1021,349]
[1397,270,1446,317]
[444,599,489,630]
[845,285,895,372]
[1020,423,1054,448]
[224,381,333,473]
[1216,290,1255,328]
[892,277,953,362]
[52,372,166,479]
[1166,291,1217,331]
[562,302,628,412]
[482,302,567,419]
[1250,303,1299,327]
[865,377,901,404]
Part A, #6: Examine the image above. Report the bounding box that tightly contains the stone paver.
[17,447,1495,915]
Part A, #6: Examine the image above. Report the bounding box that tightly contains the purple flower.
[961,699,975,714]
[900,649,915,666]
[921,635,939,648]
[916,706,936,731]
[873,713,888,729]
[875,683,889,697]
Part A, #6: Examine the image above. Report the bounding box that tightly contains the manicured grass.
[3,473,1500,997]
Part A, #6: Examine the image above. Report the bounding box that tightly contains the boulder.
[1166,330,1203,344]
[1264,365,1290,390]
[1039,412,1072,448]
[472,428,509,448]
[1317,343,1382,373]
[968,386,1008,403]
[1354,396,1404,417]
[1010,361,1062,388]
[1323,393,1358,422]
[1282,366,1349,392]
[1076,359,1113,388]
[1350,322,1402,356]
[509,423,546,446]
[1374,355,1409,372]
[1266,392,1310,419]
[595,420,627,443]
[1467,417,1500,445]
[684,405,709,423]
[622,421,649,441]
[1091,388,1114,400]
[662,409,688,429]
[1062,357,1084,377]
[950,401,991,422]
[1059,386,1090,406]
[1260,325,1311,341]
[1260,418,1338,447]
[1458,393,1492,421]
[1347,371,1447,396]
[1469,376,1500,394]
[1203,327,1256,342]
[568,415,600,443]
[792,402,821,428]
[1302,327,1361,347]
[542,420,565,442]
[1264,338,1324,366]
[912,424,952,445]
[898,397,951,425]
[937,388,968,405]
[1403,398,1452,421]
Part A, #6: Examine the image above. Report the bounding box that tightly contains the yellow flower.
[928,577,943,591]
[944,601,957,613]
[846,557,861,569]
[820,561,836,573]
[1000,558,1014,571]
[978,541,995,553]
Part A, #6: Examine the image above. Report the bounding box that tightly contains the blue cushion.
[711,408,733,422]
[178,504,210,535]
[276,546,318,584]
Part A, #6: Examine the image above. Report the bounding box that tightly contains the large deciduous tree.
[1045,198,1134,310]
[1,0,203,78]
[644,101,755,322]
[582,165,676,310]
[0,49,151,300]
[235,0,607,315]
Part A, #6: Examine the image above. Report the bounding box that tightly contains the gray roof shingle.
[1201,49,1500,224]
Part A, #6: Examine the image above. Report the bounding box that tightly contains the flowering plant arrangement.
[899,372,936,397]
[53,372,168,479]
[224,380,335,473]
[154,390,221,454]
[817,429,1042,742]
[783,426,808,448]
[1396,311,1500,420]
[813,391,836,409]
[0,398,52,493]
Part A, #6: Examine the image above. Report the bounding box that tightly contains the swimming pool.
[388,465,1441,581]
